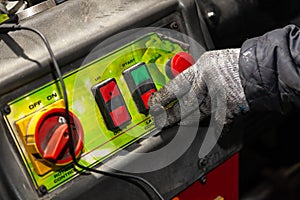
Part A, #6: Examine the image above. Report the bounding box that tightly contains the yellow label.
[0,14,9,24]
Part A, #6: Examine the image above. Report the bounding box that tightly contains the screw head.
[206,8,219,25]
[200,176,207,185]
[207,11,215,19]
[3,105,11,115]
[38,185,48,196]
[198,158,208,168]
[170,22,179,30]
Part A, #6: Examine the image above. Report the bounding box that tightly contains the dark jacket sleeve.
[239,24,300,113]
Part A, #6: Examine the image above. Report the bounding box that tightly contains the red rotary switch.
[165,52,195,79]
[34,108,84,165]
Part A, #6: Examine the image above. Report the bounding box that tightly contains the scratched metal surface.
[0,0,179,96]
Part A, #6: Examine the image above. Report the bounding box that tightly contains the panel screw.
[207,11,216,19]
[206,7,220,25]
[38,185,48,196]
[170,22,179,30]
[198,158,207,168]
[199,176,207,185]
[3,105,11,115]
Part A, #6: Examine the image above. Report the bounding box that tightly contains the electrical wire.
[0,24,164,200]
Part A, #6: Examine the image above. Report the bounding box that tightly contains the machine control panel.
[4,32,195,194]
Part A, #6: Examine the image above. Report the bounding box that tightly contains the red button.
[141,89,157,110]
[99,81,120,103]
[170,52,195,77]
[110,106,131,127]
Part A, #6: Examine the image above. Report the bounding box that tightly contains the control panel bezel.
[0,0,223,199]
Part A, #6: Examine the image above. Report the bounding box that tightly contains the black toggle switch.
[92,78,131,131]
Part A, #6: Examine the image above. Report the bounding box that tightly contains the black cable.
[0,24,164,200]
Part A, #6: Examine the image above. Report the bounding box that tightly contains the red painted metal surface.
[173,153,239,200]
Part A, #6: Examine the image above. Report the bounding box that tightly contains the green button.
[131,64,150,86]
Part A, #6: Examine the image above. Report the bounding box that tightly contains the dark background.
[198,1,300,199]
[199,0,300,48]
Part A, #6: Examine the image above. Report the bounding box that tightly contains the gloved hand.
[148,49,249,130]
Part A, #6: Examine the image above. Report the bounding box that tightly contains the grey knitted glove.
[148,49,249,129]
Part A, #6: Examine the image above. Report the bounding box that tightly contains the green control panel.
[4,32,191,193]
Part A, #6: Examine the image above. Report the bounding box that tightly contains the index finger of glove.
[148,65,196,111]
